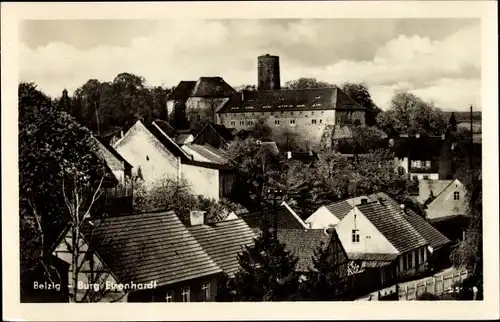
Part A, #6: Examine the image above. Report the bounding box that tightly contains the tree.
[451,164,482,299]
[133,176,241,224]
[19,82,108,300]
[232,226,300,301]
[336,125,388,154]
[234,84,257,92]
[301,240,346,300]
[448,112,458,132]
[284,78,333,90]
[249,116,273,141]
[376,91,447,136]
[341,82,382,126]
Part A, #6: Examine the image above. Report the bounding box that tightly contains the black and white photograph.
[2,1,499,320]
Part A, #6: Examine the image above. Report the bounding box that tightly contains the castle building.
[166,77,235,129]
[217,54,367,144]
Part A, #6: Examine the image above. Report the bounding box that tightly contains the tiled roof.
[404,210,451,249]
[277,229,330,272]
[82,211,222,287]
[182,144,229,165]
[325,196,372,221]
[153,119,177,138]
[169,81,197,100]
[145,121,231,170]
[217,87,365,114]
[92,136,132,171]
[347,252,398,261]
[190,77,235,98]
[367,192,450,250]
[188,219,257,276]
[238,204,307,230]
[192,123,235,148]
[356,202,428,254]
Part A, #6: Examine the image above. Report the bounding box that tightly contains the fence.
[398,270,468,300]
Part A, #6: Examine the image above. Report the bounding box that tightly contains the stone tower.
[257,54,281,90]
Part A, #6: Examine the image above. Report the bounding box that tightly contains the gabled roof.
[238,202,308,230]
[190,77,235,98]
[187,218,256,276]
[192,123,235,147]
[356,201,428,254]
[277,229,330,272]
[132,120,231,170]
[81,211,222,287]
[169,81,197,100]
[418,179,454,204]
[217,87,365,114]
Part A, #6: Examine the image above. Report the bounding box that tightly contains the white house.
[418,178,468,222]
[113,120,234,201]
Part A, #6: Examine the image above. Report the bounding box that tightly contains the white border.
[2,1,498,321]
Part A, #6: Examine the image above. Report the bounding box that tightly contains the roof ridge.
[428,179,457,204]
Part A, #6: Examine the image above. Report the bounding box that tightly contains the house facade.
[113,120,234,201]
[216,55,366,145]
[390,134,446,181]
[51,210,225,303]
[419,179,468,221]
[167,77,236,129]
[333,193,449,292]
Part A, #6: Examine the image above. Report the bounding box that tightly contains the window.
[319,119,323,124]
[425,160,432,168]
[181,287,190,302]
[454,191,460,200]
[275,120,280,125]
[230,121,235,126]
[336,118,341,124]
[351,229,360,243]
[311,119,317,124]
[354,119,361,126]
[246,121,254,126]
[201,283,210,301]
[423,175,429,180]
[408,252,413,268]
[165,291,173,302]
[420,248,425,263]
[239,121,244,126]
[402,255,407,270]
[416,249,420,265]
[416,160,422,168]
[290,112,294,116]
[290,119,296,125]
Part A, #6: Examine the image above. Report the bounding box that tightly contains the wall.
[305,206,340,229]
[336,207,399,255]
[334,110,366,126]
[114,122,179,189]
[181,163,220,201]
[219,109,336,144]
[186,97,229,124]
[427,180,467,220]
[128,274,220,302]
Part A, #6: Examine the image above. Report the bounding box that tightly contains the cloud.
[19,19,481,111]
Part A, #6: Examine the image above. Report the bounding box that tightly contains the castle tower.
[257,54,281,90]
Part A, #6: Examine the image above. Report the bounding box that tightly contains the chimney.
[189,210,206,226]
[287,151,292,159]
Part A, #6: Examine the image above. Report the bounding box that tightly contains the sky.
[19,18,481,111]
